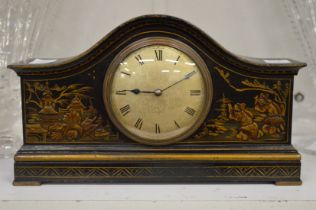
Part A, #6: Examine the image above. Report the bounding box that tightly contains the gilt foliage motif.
[194,67,290,142]
[24,81,117,143]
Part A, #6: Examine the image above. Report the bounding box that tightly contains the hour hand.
[116,88,154,95]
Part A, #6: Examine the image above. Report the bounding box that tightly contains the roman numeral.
[184,107,196,116]
[135,55,144,65]
[155,123,161,133]
[174,55,180,65]
[134,118,143,129]
[174,120,180,128]
[190,90,201,96]
[119,104,130,116]
[116,90,126,95]
[121,71,131,76]
[155,50,163,61]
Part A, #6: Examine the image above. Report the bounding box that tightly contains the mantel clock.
[8,15,306,185]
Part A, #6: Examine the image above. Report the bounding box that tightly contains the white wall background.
[37,0,304,60]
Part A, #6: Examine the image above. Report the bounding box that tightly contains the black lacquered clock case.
[8,15,306,185]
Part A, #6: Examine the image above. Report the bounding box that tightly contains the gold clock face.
[103,37,212,145]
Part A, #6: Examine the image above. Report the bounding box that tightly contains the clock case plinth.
[14,145,301,185]
[8,15,306,185]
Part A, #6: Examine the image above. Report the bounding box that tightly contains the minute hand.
[162,70,196,92]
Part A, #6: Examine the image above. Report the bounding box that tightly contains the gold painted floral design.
[195,67,289,142]
[24,81,116,143]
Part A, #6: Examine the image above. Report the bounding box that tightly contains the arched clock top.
[8,15,306,78]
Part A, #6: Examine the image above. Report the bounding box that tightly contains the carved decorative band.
[15,166,300,178]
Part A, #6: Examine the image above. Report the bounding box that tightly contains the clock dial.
[104,38,212,145]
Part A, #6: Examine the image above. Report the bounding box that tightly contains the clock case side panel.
[194,63,296,145]
[20,70,120,145]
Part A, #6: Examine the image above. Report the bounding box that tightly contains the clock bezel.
[103,36,213,145]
